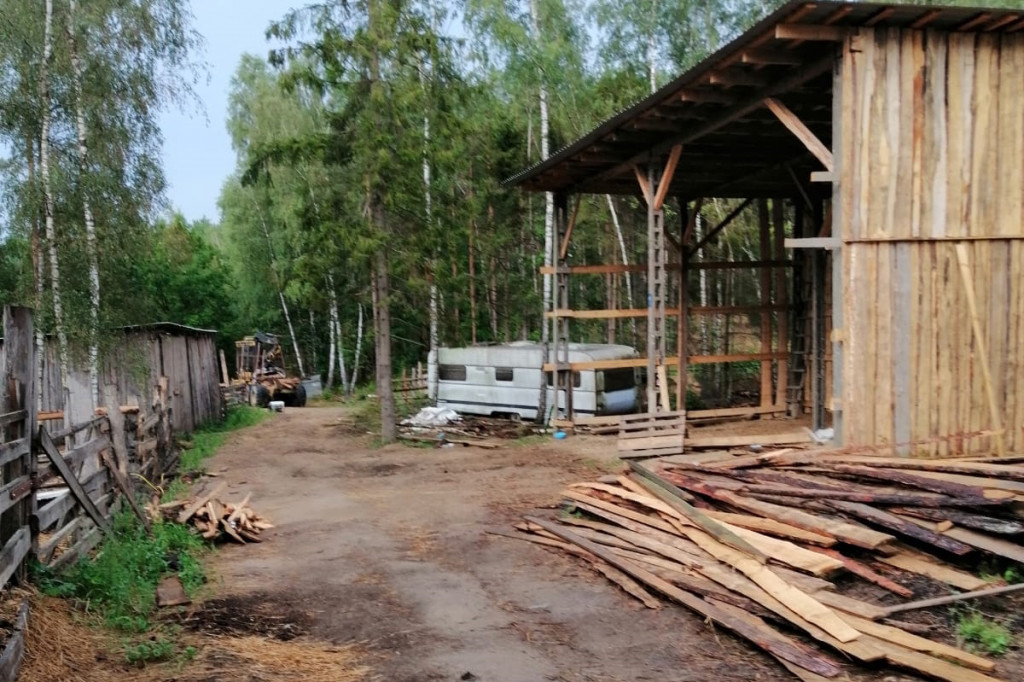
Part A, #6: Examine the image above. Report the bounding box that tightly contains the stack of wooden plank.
[503,451,1024,681]
[159,484,273,544]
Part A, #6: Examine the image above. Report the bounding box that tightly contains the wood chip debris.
[156,491,273,544]
[499,451,1024,681]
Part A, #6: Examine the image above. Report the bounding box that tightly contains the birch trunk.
[39,0,69,413]
[530,0,553,423]
[28,138,43,412]
[349,302,363,393]
[326,285,336,389]
[253,199,305,376]
[68,0,101,409]
[418,49,439,401]
[606,194,636,339]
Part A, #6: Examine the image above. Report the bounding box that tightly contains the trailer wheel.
[255,384,271,408]
[294,384,307,407]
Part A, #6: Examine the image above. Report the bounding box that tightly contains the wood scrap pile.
[501,450,1024,681]
[157,483,273,544]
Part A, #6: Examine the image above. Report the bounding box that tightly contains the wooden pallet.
[617,411,685,459]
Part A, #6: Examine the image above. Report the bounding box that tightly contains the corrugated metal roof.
[509,1,1024,196]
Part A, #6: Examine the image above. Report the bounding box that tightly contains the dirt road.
[202,406,785,682]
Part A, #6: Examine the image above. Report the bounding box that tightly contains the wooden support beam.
[680,90,733,105]
[652,145,683,211]
[708,70,767,88]
[982,14,1020,31]
[785,237,841,250]
[810,171,834,183]
[584,55,835,191]
[558,194,583,260]
[957,12,994,32]
[546,305,792,319]
[758,200,773,410]
[688,198,753,257]
[764,98,834,171]
[741,49,804,66]
[785,164,814,211]
[910,9,942,29]
[541,259,792,276]
[954,244,1006,456]
[634,165,652,203]
[1006,16,1024,32]
[682,197,703,246]
[543,352,789,372]
[774,24,849,41]
[865,7,894,25]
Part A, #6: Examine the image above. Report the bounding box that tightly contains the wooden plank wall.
[838,28,1024,455]
[22,329,221,435]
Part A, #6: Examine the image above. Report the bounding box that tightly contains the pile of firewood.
[157,482,274,544]
[498,450,1024,682]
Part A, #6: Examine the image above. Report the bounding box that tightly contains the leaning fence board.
[0,528,29,590]
[0,599,28,682]
[39,428,110,534]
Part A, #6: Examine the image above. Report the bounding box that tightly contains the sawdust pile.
[20,592,369,682]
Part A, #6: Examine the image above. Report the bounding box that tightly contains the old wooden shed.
[18,323,222,435]
[511,1,1024,455]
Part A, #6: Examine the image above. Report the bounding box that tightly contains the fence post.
[3,306,36,581]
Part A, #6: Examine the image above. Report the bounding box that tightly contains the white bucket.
[269,400,285,412]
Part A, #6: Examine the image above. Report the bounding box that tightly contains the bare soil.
[198,405,791,682]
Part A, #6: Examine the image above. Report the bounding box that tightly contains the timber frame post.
[552,192,572,419]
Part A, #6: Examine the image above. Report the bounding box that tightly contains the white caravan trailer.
[436,342,639,420]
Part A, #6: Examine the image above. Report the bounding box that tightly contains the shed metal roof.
[510,1,1024,198]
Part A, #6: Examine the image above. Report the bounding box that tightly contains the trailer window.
[495,367,514,382]
[602,369,636,392]
[546,371,581,387]
[439,365,467,381]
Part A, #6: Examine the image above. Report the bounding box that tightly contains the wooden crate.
[617,411,685,459]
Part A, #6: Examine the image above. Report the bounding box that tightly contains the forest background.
[1,0,1013,440]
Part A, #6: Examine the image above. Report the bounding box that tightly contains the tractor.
[234,332,307,408]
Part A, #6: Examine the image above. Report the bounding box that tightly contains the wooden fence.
[0,307,183,681]
[0,307,36,680]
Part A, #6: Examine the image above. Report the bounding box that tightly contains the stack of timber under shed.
[501,451,1024,681]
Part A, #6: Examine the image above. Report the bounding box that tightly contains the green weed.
[36,512,206,632]
[178,405,270,475]
[124,635,175,664]
[957,611,1013,655]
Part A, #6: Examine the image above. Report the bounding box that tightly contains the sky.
[158,1,291,223]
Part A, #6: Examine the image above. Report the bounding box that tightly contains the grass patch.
[35,511,206,633]
[957,611,1013,655]
[178,405,270,476]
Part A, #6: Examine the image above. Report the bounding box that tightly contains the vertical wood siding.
[838,28,1024,454]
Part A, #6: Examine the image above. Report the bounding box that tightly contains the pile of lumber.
[501,451,1024,681]
[158,483,273,544]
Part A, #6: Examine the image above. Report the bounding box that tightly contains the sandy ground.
[198,405,791,682]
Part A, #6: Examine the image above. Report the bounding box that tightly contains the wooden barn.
[511,1,1024,455]
[4,322,222,436]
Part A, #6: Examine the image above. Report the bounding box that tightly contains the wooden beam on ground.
[882,582,1024,618]
[764,98,834,171]
[685,432,811,449]
[522,517,844,678]
[177,481,228,525]
[38,428,110,534]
